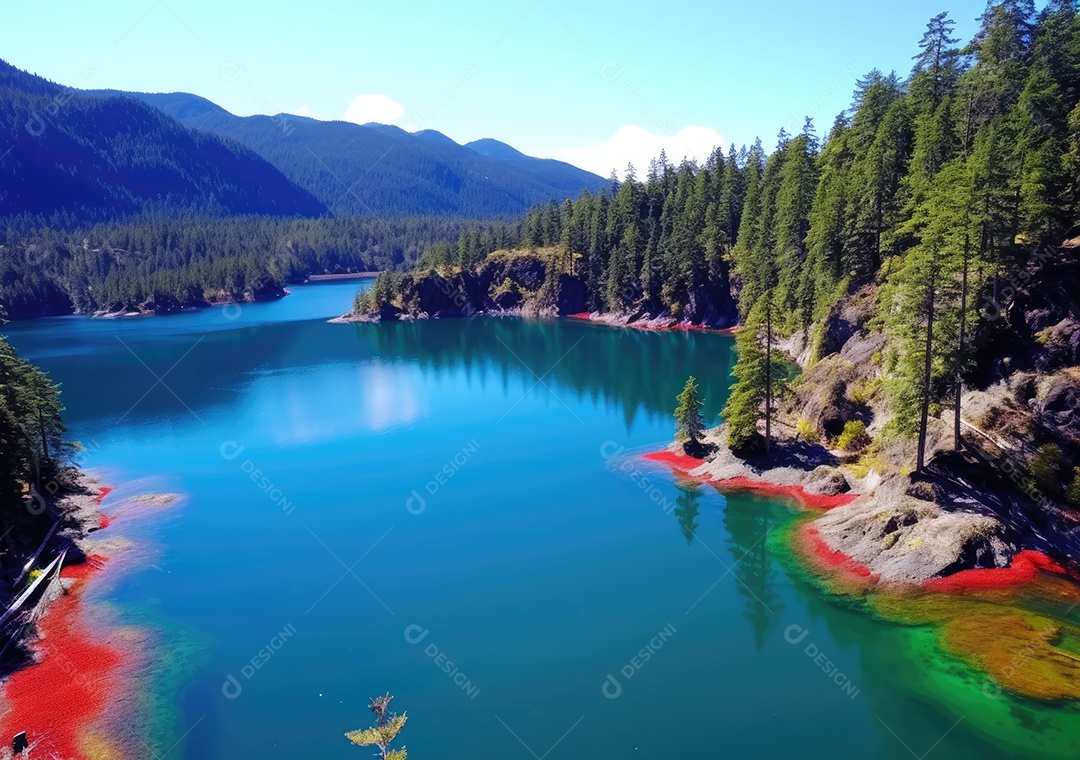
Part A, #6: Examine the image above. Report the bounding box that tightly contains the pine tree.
[606,221,641,310]
[586,191,611,310]
[911,12,963,110]
[346,694,408,760]
[675,376,706,445]
[731,140,766,314]
[851,98,912,278]
[723,296,789,455]
[773,123,820,323]
[718,143,744,244]
[883,159,974,470]
[805,114,853,316]
[964,0,1037,134]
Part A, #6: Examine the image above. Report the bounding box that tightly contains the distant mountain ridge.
[0,60,326,219]
[103,90,607,217]
[0,58,605,222]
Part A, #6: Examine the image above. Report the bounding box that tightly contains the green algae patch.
[887,625,1080,759]
[868,591,1080,701]
[778,514,1080,757]
[941,607,1080,702]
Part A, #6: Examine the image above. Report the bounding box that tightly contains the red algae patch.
[642,450,858,510]
[924,550,1066,594]
[61,554,110,581]
[564,314,725,334]
[797,524,879,587]
[643,450,706,473]
[0,560,127,760]
[712,476,857,509]
[95,486,113,504]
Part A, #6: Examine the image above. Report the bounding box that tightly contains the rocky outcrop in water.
[338,252,739,328]
[667,248,1080,586]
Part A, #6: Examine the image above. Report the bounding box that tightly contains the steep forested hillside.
[722,2,1080,466]
[0,61,326,220]
[0,329,68,510]
[109,91,606,217]
[361,2,1080,502]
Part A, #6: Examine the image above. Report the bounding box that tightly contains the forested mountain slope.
[0,215,522,319]
[0,61,326,220]
[108,91,606,217]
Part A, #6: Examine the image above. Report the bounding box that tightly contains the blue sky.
[4,0,993,176]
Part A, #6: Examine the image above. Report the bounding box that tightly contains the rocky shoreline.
[645,426,1080,589]
[0,472,181,758]
[642,420,1080,712]
[335,251,741,330]
[91,284,290,318]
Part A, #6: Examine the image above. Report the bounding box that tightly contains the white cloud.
[547,125,726,179]
[292,104,322,120]
[343,93,406,125]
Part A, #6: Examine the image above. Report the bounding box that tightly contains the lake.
[4,281,1074,759]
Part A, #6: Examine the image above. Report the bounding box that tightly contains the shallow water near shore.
[5,281,1079,759]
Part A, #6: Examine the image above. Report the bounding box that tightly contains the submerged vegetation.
[773,518,1080,758]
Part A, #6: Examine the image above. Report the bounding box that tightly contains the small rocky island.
[333,248,739,330]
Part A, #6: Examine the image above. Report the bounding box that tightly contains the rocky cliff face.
[347,252,739,328]
[684,248,1080,585]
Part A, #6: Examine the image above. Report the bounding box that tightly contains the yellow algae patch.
[940,607,1080,701]
[867,588,1080,701]
[1015,572,1080,610]
[80,732,125,760]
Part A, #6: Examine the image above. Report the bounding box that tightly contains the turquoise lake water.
[2,281,1049,759]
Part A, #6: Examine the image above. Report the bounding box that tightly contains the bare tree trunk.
[39,410,49,465]
[1011,148,1025,244]
[917,267,937,473]
[765,296,772,457]
[955,234,970,451]
[963,91,974,155]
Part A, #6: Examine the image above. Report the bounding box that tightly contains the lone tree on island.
[346,694,408,760]
[675,376,706,445]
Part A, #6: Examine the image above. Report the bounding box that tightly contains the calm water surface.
[3,281,1056,759]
